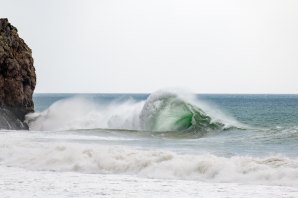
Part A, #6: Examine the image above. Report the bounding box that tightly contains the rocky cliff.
[0,18,36,130]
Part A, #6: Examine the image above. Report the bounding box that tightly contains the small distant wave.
[26,90,242,136]
[0,135,297,187]
[251,126,298,143]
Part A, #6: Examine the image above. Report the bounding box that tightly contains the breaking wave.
[26,90,240,135]
[139,91,224,132]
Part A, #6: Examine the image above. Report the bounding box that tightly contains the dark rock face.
[0,18,36,130]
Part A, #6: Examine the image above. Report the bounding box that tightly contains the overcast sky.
[1,0,298,93]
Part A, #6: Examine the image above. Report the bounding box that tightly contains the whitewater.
[1,91,298,197]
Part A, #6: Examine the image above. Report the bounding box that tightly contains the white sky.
[1,0,298,93]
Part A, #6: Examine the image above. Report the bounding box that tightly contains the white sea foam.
[0,132,298,187]
[2,166,298,198]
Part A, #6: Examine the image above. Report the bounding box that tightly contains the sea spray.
[26,97,144,131]
[26,90,237,133]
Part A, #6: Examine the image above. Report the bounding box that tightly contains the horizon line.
[33,92,298,95]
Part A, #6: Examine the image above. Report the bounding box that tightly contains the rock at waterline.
[0,18,36,130]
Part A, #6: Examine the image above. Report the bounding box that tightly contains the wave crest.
[140,91,223,133]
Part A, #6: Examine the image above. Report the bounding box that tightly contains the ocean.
[1,91,298,197]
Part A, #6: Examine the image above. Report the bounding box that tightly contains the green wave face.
[151,98,193,131]
[140,93,223,133]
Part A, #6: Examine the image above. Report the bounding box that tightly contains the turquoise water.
[31,93,298,157]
